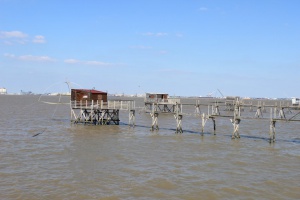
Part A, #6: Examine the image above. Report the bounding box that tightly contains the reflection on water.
[0,95,299,200]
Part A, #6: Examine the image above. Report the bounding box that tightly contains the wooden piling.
[174,103,183,133]
[129,109,135,127]
[150,111,159,131]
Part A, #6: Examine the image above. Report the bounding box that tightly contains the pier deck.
[70,98,300,142]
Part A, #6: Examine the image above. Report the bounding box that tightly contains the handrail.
[70,100,135,110]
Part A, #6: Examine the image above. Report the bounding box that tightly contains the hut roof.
[72,89,107,94]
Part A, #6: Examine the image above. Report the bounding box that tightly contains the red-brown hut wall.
[71,89,107,102]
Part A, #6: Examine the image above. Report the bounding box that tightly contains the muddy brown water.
[0,95,299,200]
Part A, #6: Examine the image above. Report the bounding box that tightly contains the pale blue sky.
[0,0,299,98]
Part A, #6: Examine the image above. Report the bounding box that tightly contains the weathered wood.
[150,111,159,131]
[129,109,135,127]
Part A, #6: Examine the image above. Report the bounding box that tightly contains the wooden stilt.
[269,108,276,142]
[213,101,220,116]
[230,118,241,139]
[212,117,216,135]
[201,113,208,134]
[150,112,159,131]
[129,109,135,127]
[269,119,276,143]
[279,108,286,119]
[174,114,183,134]
[174,103,183,133]
[231,100,241,139]
[255,107,263,118]
[195,104,201,115]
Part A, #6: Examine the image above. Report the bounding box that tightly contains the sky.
[0,0,299,98]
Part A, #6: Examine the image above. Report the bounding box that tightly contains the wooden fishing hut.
[71,89,108,103]
[144,93,182,132]
[70,89,120,125]
[145,93,168,102]
[144,93,181,113]
[225,96,240,111]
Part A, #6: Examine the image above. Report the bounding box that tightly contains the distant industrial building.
[292,97,300,106]
[0,87,7,94]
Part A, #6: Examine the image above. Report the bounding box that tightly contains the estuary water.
[0,95,299,200]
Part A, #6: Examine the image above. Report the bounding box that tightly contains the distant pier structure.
[70,89,134,125]
[225,96,240,111]
[69,89,300,142]
[144,93,182,132]
[144,93,181,113]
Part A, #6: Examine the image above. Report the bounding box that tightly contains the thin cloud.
[0,31,27,38]
[157,68,193,74]
[143,32,168,37]
[4,53,55,62]
[85,61,111,66]
[64,59,81,64]
[159,50,168,55]
[0,31,28,45]
[199,7,208,11]
[4,53,15,58]
[130,45,152,49]
[18,55,55,62]
[175,33,184,38]
[64,59,114,66]
[0,30,46,45]
[33,35,46,43]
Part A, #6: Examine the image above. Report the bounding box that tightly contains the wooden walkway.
[70,99,300,142]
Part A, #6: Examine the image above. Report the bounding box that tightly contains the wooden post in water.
[128,101,135,127]
[150,103,159,131]
[70,100,73,121]
[279,106,286,119]
[129,109,135,127]
[269,120,276,142]
[213,101,220,116]
[211,117,216,135]
[230,100,241,139]
[249,102,253,112]
[195,100,201,115]
[150,112,159,131]
[201,113,208,134]
[255,106,263,118]
[174,103,183,134]
[174,114,183,134]
[262,102,266,113]
[230,118,241,139]
[269,108,276,143]
[195,105,201,115]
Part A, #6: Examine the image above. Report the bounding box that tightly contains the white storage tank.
[292,97,300,106]
[0,87,7,94]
